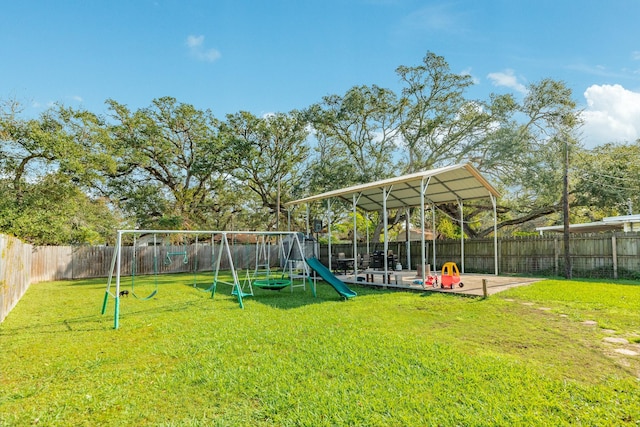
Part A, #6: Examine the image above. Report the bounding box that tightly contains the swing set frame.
[102,229,315,329]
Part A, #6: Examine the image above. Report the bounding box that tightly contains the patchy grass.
[498,279,640,331]
[1,275,639,426]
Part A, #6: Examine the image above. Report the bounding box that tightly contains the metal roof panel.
[285,163,500,211]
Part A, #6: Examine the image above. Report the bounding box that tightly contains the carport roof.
[285,163,500,212]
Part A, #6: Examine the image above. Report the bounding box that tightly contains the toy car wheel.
[459,282,464,288]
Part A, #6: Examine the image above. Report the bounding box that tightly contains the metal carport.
[285,163,501,283]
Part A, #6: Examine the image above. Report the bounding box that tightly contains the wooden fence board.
[330,232,640,278]
[1,235,31,322]
[2,231,640,323]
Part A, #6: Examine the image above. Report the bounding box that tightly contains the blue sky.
[2,0,640,148]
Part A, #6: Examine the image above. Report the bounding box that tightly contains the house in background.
[536,214,640,235]
[393,225,435,242]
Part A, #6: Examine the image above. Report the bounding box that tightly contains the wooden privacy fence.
[328,232,640,280]
[30,243,280,282]
[2,232,639,323]
[16,232,640,283]
[0,235,32,323]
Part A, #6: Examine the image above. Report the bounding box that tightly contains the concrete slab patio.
[337,270,542,297]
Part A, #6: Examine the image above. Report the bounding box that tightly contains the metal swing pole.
[212,233,225,298]
[223,233,244,308]
[102,234,120,315]
[114,230,123,329]
[153,234,158,289]
[192,235,199,287]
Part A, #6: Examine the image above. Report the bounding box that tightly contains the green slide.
[305,257,357,299]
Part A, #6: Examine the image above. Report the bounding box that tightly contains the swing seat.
[132,289,158,301]
[231,288,253,297]
[193,283,215,293]
[253,278,291,291]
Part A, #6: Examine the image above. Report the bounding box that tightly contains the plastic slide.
[305,257,357,299]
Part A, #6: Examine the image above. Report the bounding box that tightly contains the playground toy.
[426,272,438,287]
[252,278,291,290]
[102,229,317,329]
[164,236,188,265]
[305,257,357,299]
[251,235,292,291]
[440,262,464,289]
[411,265,438,288]
[130,234,159,300]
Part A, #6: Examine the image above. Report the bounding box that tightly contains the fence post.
[554,238,559,276]
[497,239,502,274]
[612,234,618,279]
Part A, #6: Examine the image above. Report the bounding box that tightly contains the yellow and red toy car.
[441,262,464,289]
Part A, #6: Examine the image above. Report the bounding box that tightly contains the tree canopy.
[1,52,634,245]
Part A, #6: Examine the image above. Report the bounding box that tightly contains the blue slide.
[305,257,357,299]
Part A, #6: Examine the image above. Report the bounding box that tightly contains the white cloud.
[581,84,640,148]
[186,35,221,63]
[400,4,467,35]
[407,5,454,31]
[31,100,55,109]
[487,69,527,94]
[460,67,480,85]
[186,35,204,48]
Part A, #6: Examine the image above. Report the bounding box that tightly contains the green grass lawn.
[1,274,639,426]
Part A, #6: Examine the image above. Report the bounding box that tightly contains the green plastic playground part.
[252,278,291,290]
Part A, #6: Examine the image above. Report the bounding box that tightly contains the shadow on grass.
[0,297,217,336]
[0,313,110,335]
[63,273,195,287]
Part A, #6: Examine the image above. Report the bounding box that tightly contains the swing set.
[102,229,315,329]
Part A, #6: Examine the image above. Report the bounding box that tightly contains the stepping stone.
[602,329,617,334]
[521,302,535,306]
[559,314,569,318]
[581,320,597,326]
[614,348,639,356]
[603,337,629,344]
[538,307,551,311]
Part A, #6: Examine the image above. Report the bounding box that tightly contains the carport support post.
[306,204,310,235]
[382,186,391,284]
[432,203,436,272]
[458,198,464,273]
[420,177,430,284]
[366,212,370,255]
[327,199,332,271]
[491,194,498,275]
[352,193,360,276]
[405,207,411,271]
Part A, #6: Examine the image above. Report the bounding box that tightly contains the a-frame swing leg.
[101,236,120,315]
[211,233,245,308]
[212,234,224,299]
